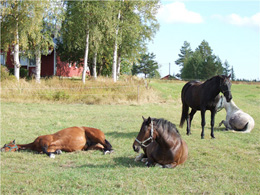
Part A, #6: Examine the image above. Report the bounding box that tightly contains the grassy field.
[1,79,259,194]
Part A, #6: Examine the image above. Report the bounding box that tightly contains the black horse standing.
[180,75,232,139]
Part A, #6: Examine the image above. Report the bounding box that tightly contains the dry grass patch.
[1,76,161,104]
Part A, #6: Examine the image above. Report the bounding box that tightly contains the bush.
[1,65,9,81]
[9,67,28,78]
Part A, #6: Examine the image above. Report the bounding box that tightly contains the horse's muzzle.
[133,144,140,153]
[224,92,232,102]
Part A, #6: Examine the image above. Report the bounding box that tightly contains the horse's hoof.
[211,136,215,139]
[135,153,144,161]
[201,136,204,139]
[55,150,62,154]
[141,158,148,163]
[103,149,114,155]
[155,163,163,168]
[49,154,55,158]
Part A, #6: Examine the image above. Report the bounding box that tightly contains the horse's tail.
[180,103,189,128]
[180,83,189,128]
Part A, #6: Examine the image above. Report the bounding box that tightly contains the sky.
[147,0,260,80]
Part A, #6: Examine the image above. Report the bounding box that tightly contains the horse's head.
[133,116,155,153]
[220,74,232,102]
[1,140,19,152]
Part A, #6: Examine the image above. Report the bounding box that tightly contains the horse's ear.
[147,117,151,125]
[228,74,231,79]
[142,116,145,121]
[12,140,15,144]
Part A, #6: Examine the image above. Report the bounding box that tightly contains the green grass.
[1,80,260,194]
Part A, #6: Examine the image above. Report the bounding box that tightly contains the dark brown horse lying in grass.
[133,117,188,168]
[1,126,113,158]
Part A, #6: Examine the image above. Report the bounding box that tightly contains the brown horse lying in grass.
[133,117,188,168]
[1,126,113,158]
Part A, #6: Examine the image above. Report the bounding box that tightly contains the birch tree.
[1,0,35,81]
[28,0,64,83]
[58,1,111,83]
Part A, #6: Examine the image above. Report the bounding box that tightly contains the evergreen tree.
[132,53,159,78]
[175,41,193,68]
[180,40,225,80]
[223,60,231,76]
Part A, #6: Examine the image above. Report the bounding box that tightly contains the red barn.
[1,48,85,78]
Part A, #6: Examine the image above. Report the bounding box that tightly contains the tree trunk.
[93,52,97,79]
[112,30,119,82]
[35,49,41,83]
[116,54,121,80]
[14,21,20,81]
[112,1,123,83]
[82,28,90,84]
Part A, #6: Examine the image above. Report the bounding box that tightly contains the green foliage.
[1,65,11,81]
[132,53,159,78]
[176,40,233,80]
[175,41,193,67]
[57,1,160,77]
[8,68,28,78]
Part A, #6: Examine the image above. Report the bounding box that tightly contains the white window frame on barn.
[19,55,36,68]
[0,53,6,65]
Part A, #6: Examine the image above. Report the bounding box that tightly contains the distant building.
[1,48,86,78]
[161,74,177,80]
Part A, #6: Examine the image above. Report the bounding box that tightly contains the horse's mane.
[152,118,180,136]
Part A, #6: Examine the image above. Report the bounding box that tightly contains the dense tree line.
[175,40,235,80]
[1,0,160,83]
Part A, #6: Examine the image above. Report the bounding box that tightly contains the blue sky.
[148,0,260,80]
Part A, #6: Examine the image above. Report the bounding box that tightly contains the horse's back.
[81,126,106,143]
[181,80,203,109]
[51,126,86,152]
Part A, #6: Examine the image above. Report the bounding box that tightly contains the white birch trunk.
[116,54,121,80]
[112,30,119,82]
[93,52,97,80]
[112,2,123,83]
[82,28,90,84]
[35,49,41,83]
[14,22,20,81]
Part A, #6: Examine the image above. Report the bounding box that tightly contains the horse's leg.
[162,162,178,169]
[42,145,55,158]
[187,109,196,135]
[54,149,62,154]
[219,120,224,127]
[146,158,155,167]
[186,115,190,135]
[210,110,216,138]
[200,109,206,139]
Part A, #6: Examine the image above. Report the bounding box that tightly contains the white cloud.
[213,13,260,29]
[157,2,203,24]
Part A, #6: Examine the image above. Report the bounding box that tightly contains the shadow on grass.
[76,157,145,169]
[106,131,138,139]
